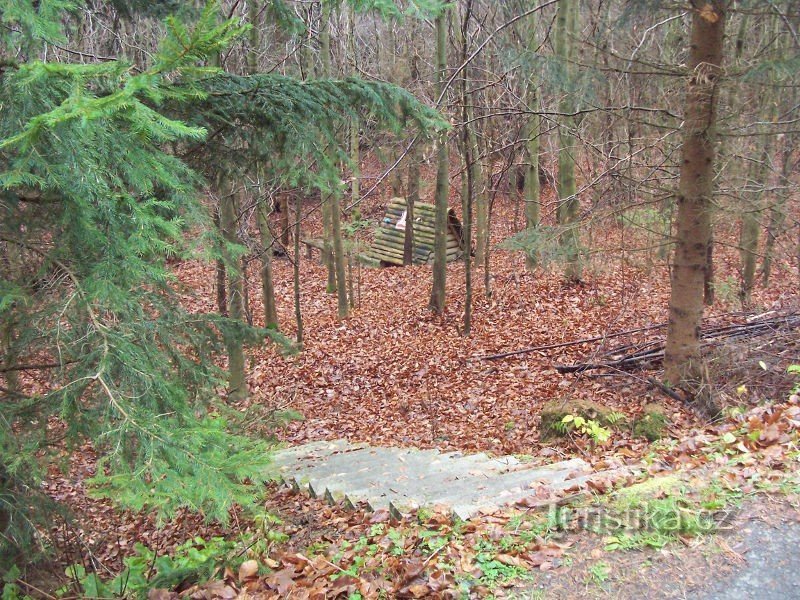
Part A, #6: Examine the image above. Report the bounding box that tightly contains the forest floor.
[27,162,800,598]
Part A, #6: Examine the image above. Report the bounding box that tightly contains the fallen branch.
[555,313,800,374]
[472,322,667,361]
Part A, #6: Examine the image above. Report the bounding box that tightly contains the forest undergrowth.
[21,158,800,598]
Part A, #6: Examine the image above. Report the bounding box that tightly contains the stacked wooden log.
[369,198,465,266]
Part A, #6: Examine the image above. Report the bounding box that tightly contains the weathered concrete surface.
[271,440,625,520]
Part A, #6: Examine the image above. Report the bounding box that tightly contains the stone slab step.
[271,441,622,521]
[270,440,368,469]
[383,457,589,514]
[322,452,519,502]
[449,467,634,520]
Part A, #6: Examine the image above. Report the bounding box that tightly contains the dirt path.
[701,513,800,600]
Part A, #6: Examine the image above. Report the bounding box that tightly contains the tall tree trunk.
[350,119,360,206]
[664,1,727,416]
[555,0,581,282]
[331,193,349,319]
[257,204,279,328]
[319,3,348,316]
[704,237,714,305]
[249,4,278,330]
[387,22,405,197]
[739,115,775,305]
[299,6,314,80]
[211,46,247,400]
[523,94,541,271]
[522,4,541,271]
[762,133,794,284]
[1,240,21,392]
[279,196,290,250]
[349,9,360,209]
[403,46,422,266]
[213,208,227,316]
[403,153,417,266]
[319,3,336,294]
[460,0,475,335]
[429,8,449,314]
[220,180,249,402]
[294,195,304,344]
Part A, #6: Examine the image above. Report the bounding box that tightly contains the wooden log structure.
[368,198,466,266]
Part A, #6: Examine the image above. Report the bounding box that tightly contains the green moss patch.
[633,403,669,441]
[540,397,616,439]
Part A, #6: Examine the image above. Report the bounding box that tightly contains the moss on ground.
[633,403,669,441]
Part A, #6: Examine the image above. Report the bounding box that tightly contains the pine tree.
[0,0,443,567]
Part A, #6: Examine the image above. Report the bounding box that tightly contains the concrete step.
[271,440,621,521]
[449,467,634,520]
[385,458,589,515]
[270,439,367,469]
[286,446,440,497]
[325,452,517,503]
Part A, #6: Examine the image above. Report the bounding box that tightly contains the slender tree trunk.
[319,3,348,316]
[1,321,18,392]
[403,163,417,266]
[403,44,422,266]
[241,255,253,326]
[350,119,360,206]
[474,155,488,265]
[249,3,278,329]
[762,134,794,284]
[704,239,714,305]
[1,240,21,392]
[349,9,360,208]
[220,181,249,402]
[331,193,349,319]
[348,254,355,309]
[664,1,727,416]
[211,45,247,400]
[213,208,227,316]
[404,139,421,265]
[294,195,303,344]
[739,121,775,305]
[555,0,581,282]
[523,93,541,271]
[460,0,475,335]
[429,8,449,314]
[320,3,336,293]
[387,23,405,197]
[279,196,290,250]
[522,2,542,271]
[257,204,279,328]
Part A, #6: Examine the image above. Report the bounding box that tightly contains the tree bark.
[460,0,475,336]
[249,5,278,330]
[404,44,422,267]
[213,208,227,316]
[762,133,794,284]
[522,6,541,272]
[294,195,304,344]
[257,204,279,328]
[739,122,774,305]
[404,142,422,266]
[523,96,541,271]
[429,8,449,314]
[664,0,727,416]
[220,181,249,402]
[319,3,336,294]
[554,0,581,282]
